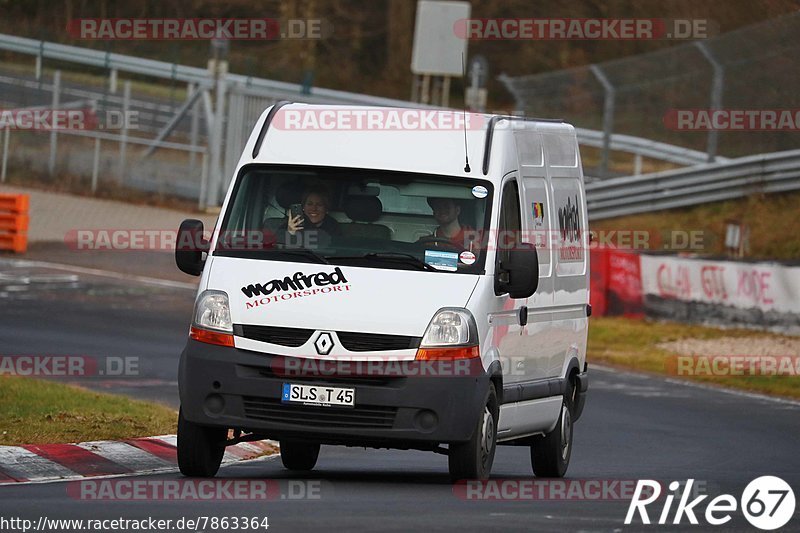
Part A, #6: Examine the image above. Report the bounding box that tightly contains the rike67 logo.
[626,477,795,530]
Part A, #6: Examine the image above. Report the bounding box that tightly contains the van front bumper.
[178,339,490,448]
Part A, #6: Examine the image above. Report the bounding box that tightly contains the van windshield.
[215,165,493,274]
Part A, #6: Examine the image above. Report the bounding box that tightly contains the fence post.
[590,65,615,179]
[188,82,199,171]
[199,151,209,211]
[48,70,60,177]
[695,42,724,163]
[92,137,101,193]
[119,80,131,184]
[208,70,227,208]
[1,126,9,183]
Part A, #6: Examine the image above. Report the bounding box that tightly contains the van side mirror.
[175,219,208,276]
[496,242,539,299]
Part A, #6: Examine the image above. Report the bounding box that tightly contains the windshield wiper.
[332,252,439,272]
[271,248,331,264]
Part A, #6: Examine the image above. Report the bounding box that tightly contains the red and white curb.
[0,435,278,484]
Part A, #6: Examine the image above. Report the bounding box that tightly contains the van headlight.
[420,309,476,346]
[193,290,233,332]
[417,309,479,361]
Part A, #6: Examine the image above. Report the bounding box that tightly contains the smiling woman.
[282,186,342,240]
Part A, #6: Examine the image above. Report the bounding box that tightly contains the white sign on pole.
[411,0,471,76]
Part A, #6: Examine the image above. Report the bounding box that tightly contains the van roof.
[242,103,575,183]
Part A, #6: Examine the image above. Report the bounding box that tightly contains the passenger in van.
[423,197,476,249]
[281,187,342,243]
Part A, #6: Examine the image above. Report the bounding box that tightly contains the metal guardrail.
[0,33,419,108]
[1,32,717,168]
[586,149,800,220]
[575,128,729,167]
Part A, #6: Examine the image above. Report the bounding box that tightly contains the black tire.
[279,440,320,471]
[531,379,574,478]
[448,383,498,481]
[177,408,226,477]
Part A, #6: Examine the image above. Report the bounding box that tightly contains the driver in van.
[424,197,475,249]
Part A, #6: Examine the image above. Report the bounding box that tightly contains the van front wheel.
[448,383,498,481]
[531,381,574,478]
[177,409,226,477]
[279,441,320,471]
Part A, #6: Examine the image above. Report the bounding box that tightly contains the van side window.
[497,180,521,267]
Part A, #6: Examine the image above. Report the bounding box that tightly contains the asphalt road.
[0,256,193,407]
[1,257,799,531]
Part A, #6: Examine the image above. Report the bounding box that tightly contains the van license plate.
[281,383,355,407]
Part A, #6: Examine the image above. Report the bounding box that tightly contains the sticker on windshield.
[459,251,476,265]
[471,185,488,199]
[424,250,458,271]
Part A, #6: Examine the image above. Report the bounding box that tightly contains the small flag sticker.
[533,202,544,221]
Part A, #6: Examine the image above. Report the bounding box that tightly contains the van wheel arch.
[486,360,504,405]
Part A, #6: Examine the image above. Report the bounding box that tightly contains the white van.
[175,103,589,481]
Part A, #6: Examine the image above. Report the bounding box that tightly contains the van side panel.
[546,131,589,380]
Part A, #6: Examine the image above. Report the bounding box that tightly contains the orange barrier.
[0,193,29,253]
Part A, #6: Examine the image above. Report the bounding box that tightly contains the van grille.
[234,324,420,352]
[233,325,313,347]
[336,332,421,352]
[242,396,397,429]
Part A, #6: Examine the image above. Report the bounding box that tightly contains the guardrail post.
[109,68,118,94]
[1,126,9,183]
[35,40,44,80]
[695,42,724,163]
[590,65,615,179]
[48,70,60,177]
[119,80,130,183]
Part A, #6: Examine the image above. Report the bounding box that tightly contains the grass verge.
[589,317,800,399]
[0,376,177,445]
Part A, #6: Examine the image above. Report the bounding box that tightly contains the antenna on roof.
[461,53,471,173]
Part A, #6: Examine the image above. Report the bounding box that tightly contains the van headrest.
[275,182,304,209]
[344,196,383,223]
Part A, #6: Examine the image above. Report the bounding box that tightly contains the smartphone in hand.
[290,203,303,220]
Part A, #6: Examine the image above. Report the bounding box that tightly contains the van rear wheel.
[448,383,498,481]
[177,408,226,477]
[279,441,320,471]
[531,381,574,478]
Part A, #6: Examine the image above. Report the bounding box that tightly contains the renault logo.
[314,332,334,355]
